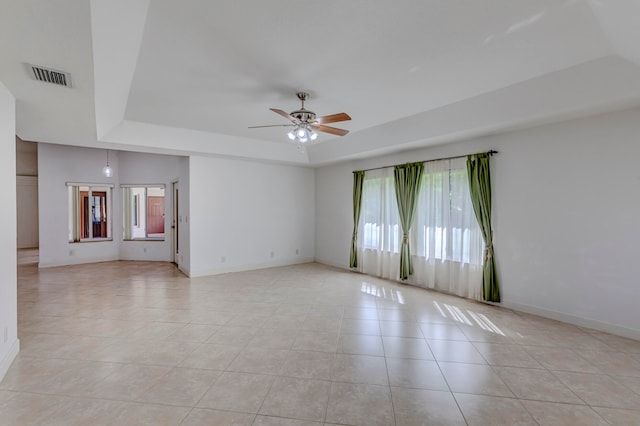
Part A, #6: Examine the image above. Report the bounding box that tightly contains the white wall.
[177,157,190,275]
[16,138,38,248]
[189,156,315,277]
[38,144,120,267]
[16,137,37,176]
[38,144,187,267]
[315,107,640,340]
[16,176,39,248]
[0,81,19,381]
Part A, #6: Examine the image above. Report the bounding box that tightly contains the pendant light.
[102,150,113,177]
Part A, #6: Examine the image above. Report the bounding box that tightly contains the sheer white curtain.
[410,158,484,299]
[356,158,485,300]
[357,168,400,280]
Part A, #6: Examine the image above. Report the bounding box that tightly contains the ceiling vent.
[26,64,72,88]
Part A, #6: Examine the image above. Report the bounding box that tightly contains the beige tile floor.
[2,261,640,425]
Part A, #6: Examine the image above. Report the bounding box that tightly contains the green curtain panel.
[467,153,500,302]
[394,163,424,280]
[349,171,365,268]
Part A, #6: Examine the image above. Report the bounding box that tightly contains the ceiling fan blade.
[313,124,349,136]
[313,112,351,125]
[248,124,294,129]
[270,108,297,122]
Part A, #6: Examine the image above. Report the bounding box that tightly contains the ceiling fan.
[249,92,351,143]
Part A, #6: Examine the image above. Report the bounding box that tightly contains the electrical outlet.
[143,247,147,253]
[270,251,274,258]
[3,326,7,343]
[295,248,299,255]
[69,249,75,256]
[221,256,226,263]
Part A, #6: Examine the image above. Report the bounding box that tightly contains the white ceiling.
[2,0,640,166]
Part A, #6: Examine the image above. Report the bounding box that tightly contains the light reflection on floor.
[361,281,505,335]
[361,281,405,304]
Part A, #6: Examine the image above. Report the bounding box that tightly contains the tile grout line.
[376,301,398,426]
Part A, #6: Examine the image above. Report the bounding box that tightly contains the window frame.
[67,182,114,243]
[361,174,400,253]
[358,161,483,266]
[413,166,481,264]
[121,184,166,241]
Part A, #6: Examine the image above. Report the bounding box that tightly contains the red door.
[147,196,165,235]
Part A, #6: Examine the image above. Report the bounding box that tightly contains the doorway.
[172,181,179,264]
[147,195,165,236]
[16,138,39,264]
[80,190,108,239]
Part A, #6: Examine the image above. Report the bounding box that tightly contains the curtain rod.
[354,150,498,173]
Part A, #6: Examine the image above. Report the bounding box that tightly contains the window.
[413,161,484,265]
[359,160,482,264]
[122,185,165,240]
[356,158,484,299]
[361,170,400,253]
[68,184,113,242]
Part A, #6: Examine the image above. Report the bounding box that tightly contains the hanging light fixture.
[102,150,113,177]
[249,92,352,146]
[288,124,320,146]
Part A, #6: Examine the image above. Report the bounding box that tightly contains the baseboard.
[38,256,119,268]
[0,339,20,382]
[118,255,172,262]
[503,301,640,341]
[178,263,190,277]
[189,257,315,278]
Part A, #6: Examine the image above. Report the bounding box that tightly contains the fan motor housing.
[290,109,316,122]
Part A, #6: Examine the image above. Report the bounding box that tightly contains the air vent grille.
[27,64,72,88]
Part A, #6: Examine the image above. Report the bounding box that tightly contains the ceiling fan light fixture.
[249,92,351,145]
[288,124,316,144]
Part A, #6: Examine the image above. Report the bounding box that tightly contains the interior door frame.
[172,181,179,264]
